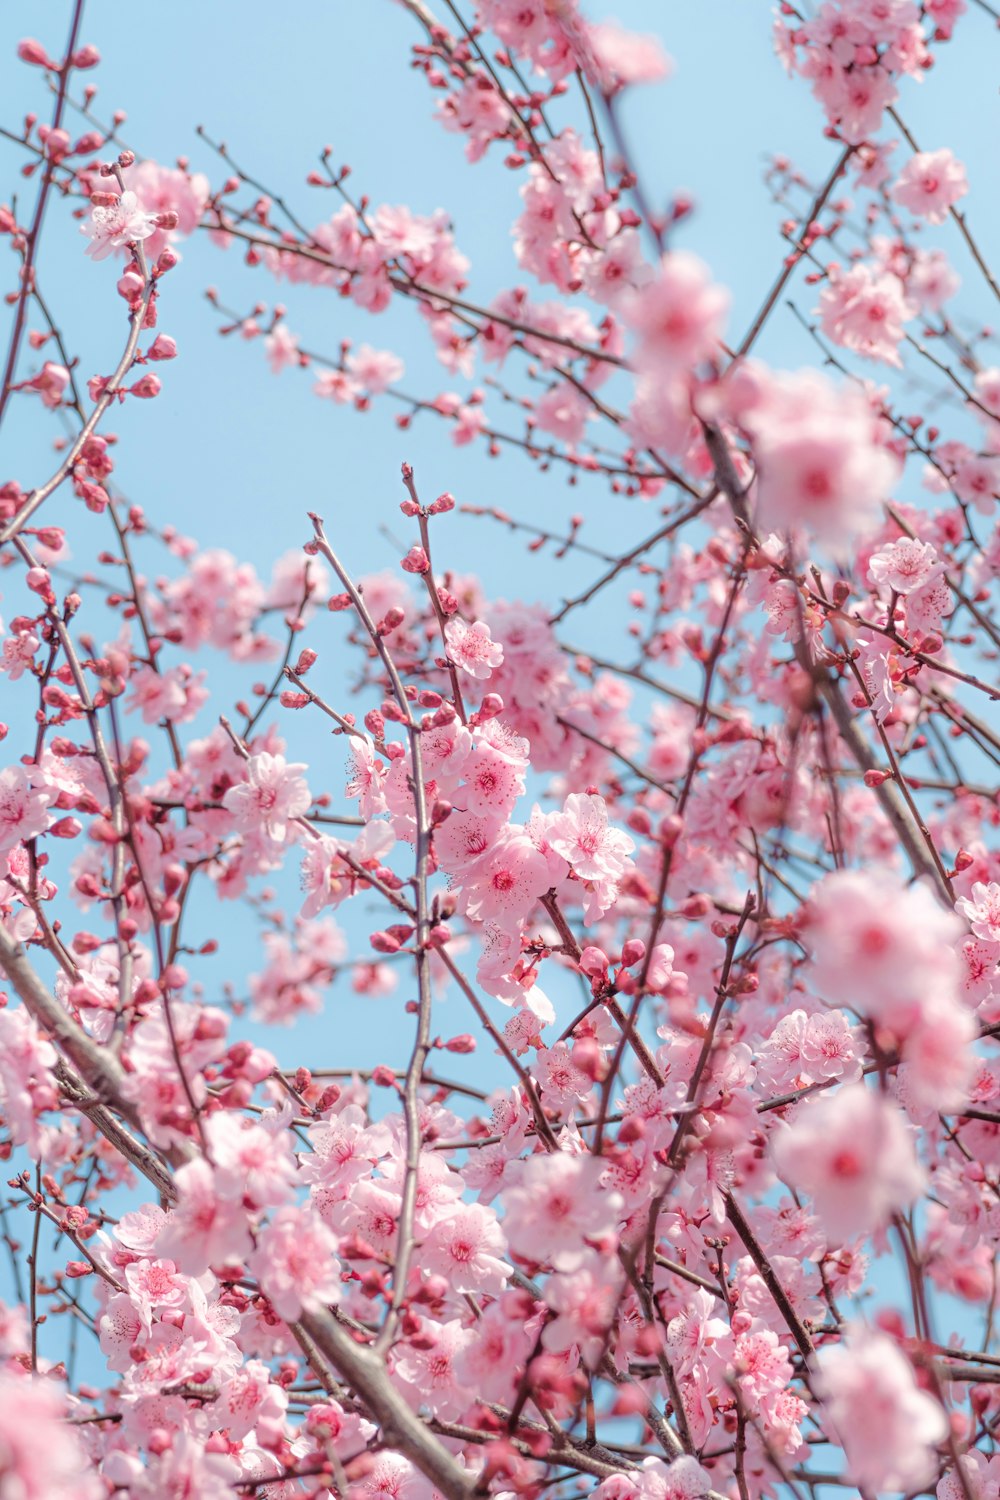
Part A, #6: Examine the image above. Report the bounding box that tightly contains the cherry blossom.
[891,146,969,223]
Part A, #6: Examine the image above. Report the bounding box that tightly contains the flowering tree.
[0,0,999,1496]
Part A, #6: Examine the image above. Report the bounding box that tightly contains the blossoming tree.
[0,1,998,1496]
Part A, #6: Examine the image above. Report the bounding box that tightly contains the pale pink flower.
[460,828,552,924]
[816,263,915,366]
[0,1373,102,1500]
[263,323,299,374]
[744,368,898,551]
[420,1202,511,1294]
[249,1204,342,1321]
[345,343,404,393]
[155,1158,253,1274]
[503,1152,623,1269]
[771,1084,925,1242]
[814,1324,947,1492]
[957,880,1000,943]
[222,751,311,842]
[625,251,729,375]
[547,792,635,882]
[543,1250,624,1366]
[868,535,940,594]
[444,617,504,679]
[81,190,156,260]
[0,764,51,853]
[891,147,968,223]
[392,1318,475,1421]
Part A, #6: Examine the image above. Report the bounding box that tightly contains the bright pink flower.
[25,360,69,408]
[771,1084,925,1241]
[891,147,968,223]
[814,1324,947,1492]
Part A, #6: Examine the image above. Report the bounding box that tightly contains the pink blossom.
[814,1324,947,1492]
[25,360,70,408]
[0,764,51,853]
[81,190,156,260]
[155,1159,254,1274]
[222,751,311,842]
[503,1152,623,1268]
[420,1202,511,1294]
[958,881,1000,943]
[816,263,915,366]
[0,1373,102,1500]
[868,535,940,593]
[625,251,729,376]
[741,368,899,551]
[263,323,299,374]
[891,147,968,223]
[444,617,504,679]
[771,1084,925,1241]
[345,343,405,393]
[248,1204,342,1321]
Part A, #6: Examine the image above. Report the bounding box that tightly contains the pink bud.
[620,938,646,968]
[25,566,51,596]
[400,545,430,575]
[429,491,455,514]
[478,693,504,719]
[863,769,891,788]
[17,39,51,68]
[146,333,177,361]
[64,1261,93,1279]
[444,1034,476,1053]
[71,44,101,69]
[579,945,609,979]
[129,373,161,399]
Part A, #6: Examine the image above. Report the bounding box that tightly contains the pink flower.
[460,828,552,924]
[958,881,1000,943]
[868,536,940,594]
[814,1324,947,1492]
[738,367,899,551]
[345,344,404,393]
[0,1373,102,1500]
[25,360,70,408]
[420,1203,511,1294]
[0,764,51,853]
[771,1084,925,1242]
[891,147,968,223]
[81,190,156,260]
[263,323,299,374]
[222,751,311,842]
[547,792,635,882]
[543,1250,624,1366]
[156,1158,253,1274]
[248,1205,342,1321]
[503,1152,623,1269]
[816,263,915,366]
[625,251,729,376]
[444,617,504,679]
